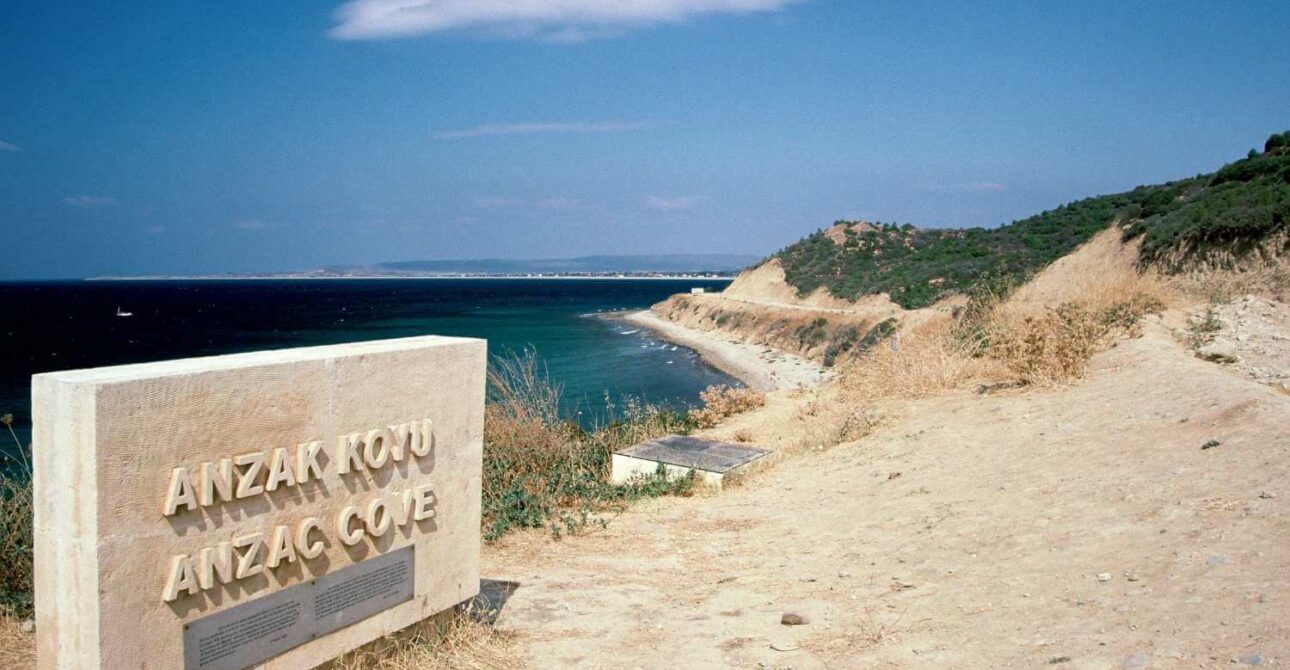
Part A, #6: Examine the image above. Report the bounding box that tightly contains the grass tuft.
[327,611,524,670]
[0,414,33,619]
[482,351,698,541]
[688,385,765,429]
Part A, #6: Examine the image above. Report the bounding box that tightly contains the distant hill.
[768,131,1290,308]
[332,254,760,275]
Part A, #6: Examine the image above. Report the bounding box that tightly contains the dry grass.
[950,227,1172,386]
[966,271,1170,385]
[0,615,33,670]
[483,351,696,540]
[688,385,765,428]
[840,318,1001,401]
[804,604,913,657]
[327,612,524,670]
[1167,254,1290,303]
[969,294,1166,385]
[0,415,33,619]
[839,230,1174,399]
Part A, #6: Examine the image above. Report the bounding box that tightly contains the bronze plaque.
[182,546,414,670]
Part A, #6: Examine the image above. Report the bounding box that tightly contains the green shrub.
[482,353,696,541]
[822,318,898,367]
[770,137,1290,307]
[1266,130,1289,153]
[794,317,829,347]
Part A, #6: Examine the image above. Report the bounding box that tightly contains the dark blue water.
[0,279,735,450]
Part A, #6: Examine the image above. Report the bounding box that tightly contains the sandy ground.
[483,319,1290,668]
[1188,295,1290,391]
[621,310,833,392]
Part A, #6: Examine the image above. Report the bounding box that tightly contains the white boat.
[116,306,133,317]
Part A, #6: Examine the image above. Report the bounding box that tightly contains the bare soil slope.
[722,257,899,313]
[485,321,1289,668]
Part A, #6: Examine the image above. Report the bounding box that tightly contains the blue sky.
[1,0,1286,278]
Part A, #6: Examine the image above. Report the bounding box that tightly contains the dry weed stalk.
[0,415,33,619]
[1166,254,1290,303]
[689,385,765,428]
[838,253,1173,399]
[0,615,34,669]
[840,318,1001,401]
[968,272,1170,384]
[483,352,696,540]
[327,612,524,670]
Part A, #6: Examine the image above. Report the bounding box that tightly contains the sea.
[0,278,736,454]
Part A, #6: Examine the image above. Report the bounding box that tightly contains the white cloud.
[231,219,267,230]
[0,140,20,152]
[329,0,804,41]
[536,197,585,210]
[433,120,649,140]
[63,195,119,208]
[645,195,702,211]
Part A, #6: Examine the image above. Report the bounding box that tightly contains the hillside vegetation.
[773,132,1290,308]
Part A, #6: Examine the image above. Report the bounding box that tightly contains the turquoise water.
[0,278,735,451]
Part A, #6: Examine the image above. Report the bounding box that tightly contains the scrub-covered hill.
[769,131,1290,308]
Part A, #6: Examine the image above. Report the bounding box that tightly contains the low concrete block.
[611,435,770,489]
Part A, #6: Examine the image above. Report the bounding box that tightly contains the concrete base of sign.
[33,335,486,670]
[610,435,771,490]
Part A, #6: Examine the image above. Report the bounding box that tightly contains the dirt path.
[483,322,1290,668]
[707,293,879,316]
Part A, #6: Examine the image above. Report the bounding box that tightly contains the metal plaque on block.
[618,435,770,473]
[183,546,415,670]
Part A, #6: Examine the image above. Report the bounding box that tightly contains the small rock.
[1259,491,1276,499]
[1126,573,1141,582]
[1239,653,1265,666]
[1122,651,1150,669]
[837,571,851,578]
[799,576,817,583]
[781,612,810,626]
[1097,572,1113,582]
[770,641,800,652]
[1197,340,1240,364]
[19,620,34,634]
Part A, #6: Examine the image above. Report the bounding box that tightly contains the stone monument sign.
[32,335,486,669]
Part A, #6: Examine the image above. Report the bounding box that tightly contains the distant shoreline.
[86,275,738,282]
